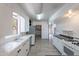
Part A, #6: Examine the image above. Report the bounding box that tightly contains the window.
[12,12,26,35]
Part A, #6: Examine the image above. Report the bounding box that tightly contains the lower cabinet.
[23,39,30,55]
[30,34,35,46]
[52,37,65,55]
[17,48,24,56]
[10,38,30,56]
[10,46,23,56]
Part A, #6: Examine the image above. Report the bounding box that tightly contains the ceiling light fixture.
[13,12,18,16]
[64,9,73,18]
[36,3,44,20]
[36,13,44,20]
[68,9,72,14]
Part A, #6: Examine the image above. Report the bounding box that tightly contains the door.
[35,25,42,38]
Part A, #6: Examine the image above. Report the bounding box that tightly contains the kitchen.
[0,3,79,56]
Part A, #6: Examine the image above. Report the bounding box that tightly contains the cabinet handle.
[23,43,26,46]
[26,49,28,51]
[17,49,21,53]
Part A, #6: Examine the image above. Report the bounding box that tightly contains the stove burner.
[65,39,79,46]
[72,40,79,46]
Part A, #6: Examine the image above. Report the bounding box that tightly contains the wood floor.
[28,37,61,56]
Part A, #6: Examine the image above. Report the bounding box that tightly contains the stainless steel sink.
[15,39,22,42]
[14,37,23,42]
[14,36,25,42]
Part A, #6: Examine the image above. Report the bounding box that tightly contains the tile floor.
[28,37,61,56]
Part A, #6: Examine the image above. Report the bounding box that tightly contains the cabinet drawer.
[9,45,23,56]
[9,38,30,56]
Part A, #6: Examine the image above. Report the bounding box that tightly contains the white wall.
[32,21,48,39]
[54,11,79,38]
[25,16,29,32]
[0,4,29,44]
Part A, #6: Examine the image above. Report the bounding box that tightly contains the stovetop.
[66,39,79,46]
[55,34,79,46]
[72,40,79,46]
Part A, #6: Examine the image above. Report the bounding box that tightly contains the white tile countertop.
[0,35,32,56]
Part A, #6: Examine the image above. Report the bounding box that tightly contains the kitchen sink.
[15,38,23,42]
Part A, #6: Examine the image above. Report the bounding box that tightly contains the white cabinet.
[17,39,30,56]
[74,50,79,55]
[10,45,23,56]
[10,37,30,56]
[10,50,18,56]
[17,48,24,56]
[23,39,30,55]
[52,37,65,55]
[30,34,35,45]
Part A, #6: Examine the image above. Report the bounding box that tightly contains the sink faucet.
[16,35,21,40]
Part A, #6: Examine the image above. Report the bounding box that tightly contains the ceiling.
[19,3,65,21]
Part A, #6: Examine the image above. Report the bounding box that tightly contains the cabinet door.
[10,51,18,56]
[31,35,35,45]
[74,50,79,55]
[53,37,64,54]
[19,47,26,56]
[17,49,22,56]
[24,39,30,55]
[10,46,23,56]
[9,38,30,56]
[16,45,25,56]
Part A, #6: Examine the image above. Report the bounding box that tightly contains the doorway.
[35,25,42,39]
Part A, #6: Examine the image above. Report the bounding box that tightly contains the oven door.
[64,46,74,56]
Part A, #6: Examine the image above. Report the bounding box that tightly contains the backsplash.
[20,32,27,36]
[0,34,18,45]
[62,30,74,37]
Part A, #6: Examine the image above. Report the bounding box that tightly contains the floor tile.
[28,37,61,56]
